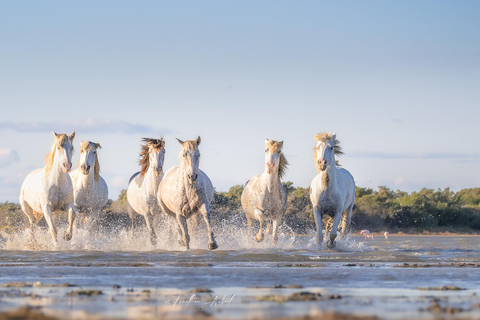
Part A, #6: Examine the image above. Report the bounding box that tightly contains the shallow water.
[1,222,480,319]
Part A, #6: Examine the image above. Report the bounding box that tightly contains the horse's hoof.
[64,233,72,241]
[327,240,336,249]
[255,234,264,242]
[150,237,157,246]
[208,242,218,250]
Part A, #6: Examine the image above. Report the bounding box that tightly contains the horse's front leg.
[176,213,190,250]
[43,204,58,247]
[271,218,279,244]
[328,209,343,249]
[313,206,323,245]
[145,211,157,246]
[64,203,77,241]
[253,208,265,242]
[199,202,218,250]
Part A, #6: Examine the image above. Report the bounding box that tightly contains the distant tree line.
[2,185,480,234]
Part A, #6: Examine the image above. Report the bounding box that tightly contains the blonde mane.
[45,134,69,174]
[140,138,165,176]
[266,140,288,179]
[80,141,102,182]
[313,132,343,169]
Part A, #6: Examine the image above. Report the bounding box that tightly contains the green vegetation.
[2,184,480,234]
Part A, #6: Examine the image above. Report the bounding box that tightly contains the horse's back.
[20,168,45,211]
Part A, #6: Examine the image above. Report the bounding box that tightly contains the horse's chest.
[258,188,284,210]
[179,188,203,216]
[317,191,338,216]
[48,185,68,209]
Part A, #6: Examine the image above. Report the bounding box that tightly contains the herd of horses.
[18,131,355,250]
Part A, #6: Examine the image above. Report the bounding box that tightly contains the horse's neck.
[47,157,67,185]
[142,166,161,193]
[260,170,281,193]
[79,165,95,187]
[319,164,338,189]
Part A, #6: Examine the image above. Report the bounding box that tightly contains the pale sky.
[1,1,479,202]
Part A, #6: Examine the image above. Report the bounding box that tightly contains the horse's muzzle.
[81,164,90,175]
[189,174,198,184]
[317,160,327,171]
[64,162,72,172]
[154,166,163,176]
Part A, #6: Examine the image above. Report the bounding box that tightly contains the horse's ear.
[279,140,284,148]
[69,132,76,141]
[265,138,269,145]
[52,131,58,138]
[332,133,336,140]
[176,138,184,145]
[95,143,102,149]
[196,136,201,146]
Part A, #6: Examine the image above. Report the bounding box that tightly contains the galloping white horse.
[157,137,218,250]
[19,132,78,246]
[126,138,165,245]
[310,133,355,248]
[70,141,108,224]
[241,139,288,244]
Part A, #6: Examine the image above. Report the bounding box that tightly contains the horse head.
[140,138,165,177]
[177,136,201,184]
[79,141,101,179]
[50,131,75,173]
[314,132,337,172]
[264,139,286,177]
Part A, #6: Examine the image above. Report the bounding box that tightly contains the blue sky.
[1,1,479,202]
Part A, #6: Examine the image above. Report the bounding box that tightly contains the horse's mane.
[80,141,102,182]
[266,140,288,179]
[140,138,165,176]
[45,134,69,173]
[313,132,343,167]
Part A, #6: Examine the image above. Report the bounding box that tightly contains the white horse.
[126,138,165,245]
[70,141,108,225]
[19,132,78,246]
[157,137,218,250]
[241,139,288,244]
[310,133,355,248]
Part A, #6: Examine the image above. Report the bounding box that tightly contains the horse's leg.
[271,218,280,244]
[265,220,271,234]
[313,206,323,245]
[246,215,253,237]
[340,204,353,239]
[187,213,199,234]
[199,203,218,250]
[254,208,264,242]
[145,212,157,246]
[20,200,36,242]
[176,214,190,250]
[42,204,58,247]
[64,203,77,241]
[328,209,343,249]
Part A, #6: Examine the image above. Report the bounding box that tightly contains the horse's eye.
[265,149,268,152]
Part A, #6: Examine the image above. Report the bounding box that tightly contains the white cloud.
[0,148,20,168]
[0,119,171,135]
